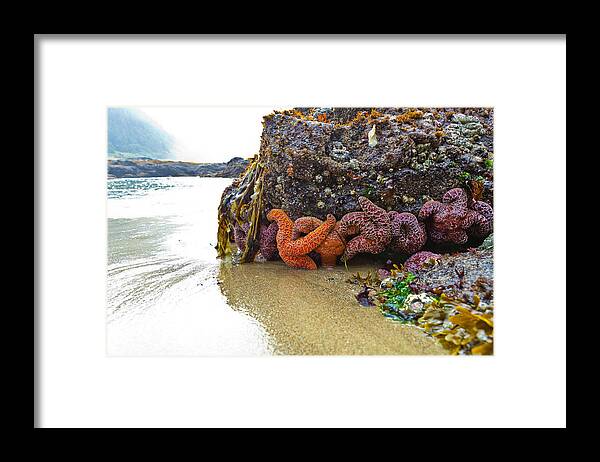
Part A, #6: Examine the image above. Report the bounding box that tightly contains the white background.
[36,36,566,428]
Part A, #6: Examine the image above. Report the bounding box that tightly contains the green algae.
[377,272,419,323]
[458,171,472,182]
[356,266,494,355]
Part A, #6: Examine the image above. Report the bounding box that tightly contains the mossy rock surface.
[218,108,494,255]
[413,247,494,303]
[235,108,492,220]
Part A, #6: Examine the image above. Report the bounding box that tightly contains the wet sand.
[218,258,448,355]
[107,177,447,356]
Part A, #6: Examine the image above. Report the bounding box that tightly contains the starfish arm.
[340,211,382,242]
[417,222,427,249]
[362,238,387,254]
[389,212,427,254]
[358,196,390,228]
[442,188,468,208]
[233,222,250,250]
[361,223,379,241]
[462,210,479,229]
[373,228,392,247]
[428,228,447,244]
[341,235,368,261]
[470,219,492,239]
[292,216,323,239]
[467,202,493,238]
[419,200,444,220]
[404,234,426,254]
[338,212,368,238]
[391,212,419,235]
[319,253,338,268]
[259,222,279,260]
[316,228,346,267]
[471,200,494,222]
[448,230,469,244]
[341,235,385,261]
[283,214,336,256]
[280,254,318,270]
[267,209,295,248]
[404,251,441,273]
[388,211,402,236]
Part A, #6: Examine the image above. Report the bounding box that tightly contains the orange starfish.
[267,209,336,270]
[292,217,346,268]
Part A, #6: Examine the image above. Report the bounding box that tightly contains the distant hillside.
[107,108,175,159]
[107,157,249,179]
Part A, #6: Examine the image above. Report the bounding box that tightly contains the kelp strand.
[216,154,266,263]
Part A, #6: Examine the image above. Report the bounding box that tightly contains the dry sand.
[218,259,448,355]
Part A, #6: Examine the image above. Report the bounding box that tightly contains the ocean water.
[106,177,273,356]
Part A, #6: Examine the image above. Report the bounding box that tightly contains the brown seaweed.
[217,154,266,263]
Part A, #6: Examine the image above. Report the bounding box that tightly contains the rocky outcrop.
[217,108,494,261]
[372,234,494,355]
[258,108,493,220]
[411,246,493,303]
[107,157,249,179]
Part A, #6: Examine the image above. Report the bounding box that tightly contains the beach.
[107,177,446,356]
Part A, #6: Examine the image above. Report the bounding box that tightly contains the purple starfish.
[338,196,391,261]
[388,211,427,255]
[258,222,279,261]
[403,251,441,273]
[418,188,492,245]
[468,200,493,240]
[233,222,250,251]
[233,221,279,261]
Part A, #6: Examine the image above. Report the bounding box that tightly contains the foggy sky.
[139,106,283,163]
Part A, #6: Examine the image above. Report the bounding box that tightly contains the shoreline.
[107,157,248,179]
[218,259,448,355]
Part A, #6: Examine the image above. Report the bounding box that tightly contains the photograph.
[36,34,566,429]
[106,106,494,356]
